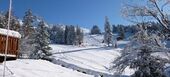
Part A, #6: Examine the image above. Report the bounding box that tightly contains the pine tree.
[66,25,76,45]
[63,25,83,45]
[22,9,35,38]
[4,11,20,31]
[10,18,20,31]
[0,12,5,28]
[0,11,20,31]
[64,25,69,44]
[90,25,101,34]
[104,16,113,46]
[31,21,52,59]
[112,25,117,33]
[118,25,125,40]
[55,26,65,44]
[112,30,169,77]
[75,26,84,45]
[48,25,65,44]
[19,9,36,58]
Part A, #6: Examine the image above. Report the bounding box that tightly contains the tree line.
[0,9,83,59]
[48,24,84,45]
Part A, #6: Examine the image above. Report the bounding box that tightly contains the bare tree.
[122,0,170,37]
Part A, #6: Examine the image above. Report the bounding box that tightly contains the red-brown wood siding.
[0,34,19,58]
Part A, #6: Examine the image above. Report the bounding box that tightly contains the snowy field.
[50,45,121,74]
[50,34,132,76]
[0,59,93,77]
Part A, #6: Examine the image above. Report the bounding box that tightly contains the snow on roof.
[0,28,21,38]
[0,53,16,57]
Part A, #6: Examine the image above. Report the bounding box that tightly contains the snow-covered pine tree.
[31,20,52,59]
[19,9,36,58]
[0,12,5,28]
[0,11,20,31]
[78,26,84,45]
[74,26,83,45]
[111,30,169,77]
[4,11,21,31]
[66,25,76,45]
[22,9,35,38]
[104,16,113,46]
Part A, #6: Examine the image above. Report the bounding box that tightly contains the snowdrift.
[0,59,93,77]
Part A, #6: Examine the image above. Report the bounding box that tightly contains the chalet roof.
[0,28,21,38]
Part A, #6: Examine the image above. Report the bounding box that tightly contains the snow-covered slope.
[0,59,93,77]
[49,34,132,76]
[83,34,104,46]
[50,45,122,76]
[81,28,90,34]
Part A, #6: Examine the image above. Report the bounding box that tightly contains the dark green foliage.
[90,25,101,34]
[75,26,84,45]
[48,25,65,44]
[66,25,76,45]
[112,25,117,33]
[49,25,84,45]
[118,25,125,39]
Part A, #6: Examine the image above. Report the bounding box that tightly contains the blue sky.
[0,0,130,30]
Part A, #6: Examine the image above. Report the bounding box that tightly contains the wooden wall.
[0,34,19,57]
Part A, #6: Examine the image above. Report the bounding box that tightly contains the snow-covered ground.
[0,59,93,77]
[50,34,132,76]
[83,34,104,46]
[51,45,121,74]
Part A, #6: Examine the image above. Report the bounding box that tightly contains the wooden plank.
[0,34,20,58]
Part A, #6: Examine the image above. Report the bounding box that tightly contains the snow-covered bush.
[111,30,170,77]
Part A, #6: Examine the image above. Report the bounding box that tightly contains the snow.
[18,19,23,26]
[51,45,121,74]
[0,54,16,57]
[0,34,133,77]
[117,41,130,45]
[0,59,93,77]
[81,28,90,34]
[50,34,131,76]
[152,52,170,60]
[0,28,21,38]
[83,34,104,46]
